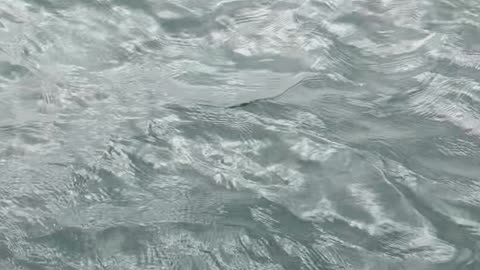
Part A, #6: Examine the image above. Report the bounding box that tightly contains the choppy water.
[1,0,480,269]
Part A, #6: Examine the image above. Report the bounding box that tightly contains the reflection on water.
[1,0,480,269]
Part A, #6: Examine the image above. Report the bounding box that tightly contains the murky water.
[1,0,480,269]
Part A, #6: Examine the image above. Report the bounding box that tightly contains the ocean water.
[1,0,480,269]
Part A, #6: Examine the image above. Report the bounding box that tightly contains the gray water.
[1,0,480,269]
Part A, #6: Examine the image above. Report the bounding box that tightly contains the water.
[1,0,480,269]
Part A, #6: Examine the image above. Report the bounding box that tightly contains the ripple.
[2,0,480,269]
[0,61,31,81]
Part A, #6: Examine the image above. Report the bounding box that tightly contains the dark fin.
[227,100,258,109]
[199,76,311,109]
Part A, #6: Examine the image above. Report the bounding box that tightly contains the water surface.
[1,0,480,269]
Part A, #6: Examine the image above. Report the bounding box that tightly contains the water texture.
[1,0,480,269]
